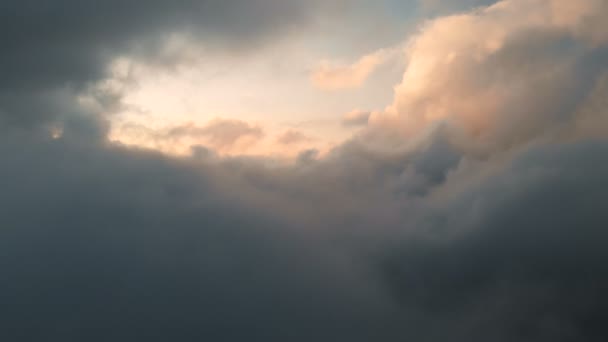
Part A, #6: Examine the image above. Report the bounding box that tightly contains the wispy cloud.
[113,118,265,155]
[342,110,372,127]
[310,47,402,90]
[276,129,312,145]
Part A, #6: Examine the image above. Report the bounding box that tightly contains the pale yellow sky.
[104,0,507,158]
[106,30,407,157]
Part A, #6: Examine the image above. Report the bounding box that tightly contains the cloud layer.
[1,0,607,341]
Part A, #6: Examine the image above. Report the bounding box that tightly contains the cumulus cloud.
[1,0,608,341]
[370,0,608,155]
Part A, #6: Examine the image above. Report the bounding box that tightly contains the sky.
[1,0,608,341]
[105,0,419,156]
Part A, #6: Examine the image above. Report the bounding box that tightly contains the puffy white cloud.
[368,0,608,154]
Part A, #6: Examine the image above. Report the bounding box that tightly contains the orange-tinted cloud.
[112,118,265,155]
[368,0,608,154]
[276,129,311,145]
[310,48,398,90]
[342,110,372,127]
[167,119,264,150]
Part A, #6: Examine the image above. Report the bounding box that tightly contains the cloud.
[368,0,608,155]
[2,120,608,341]
[311,48,399,90]
[113,119,265,154]
[342,110,372,126]
[0,0,608,341]
[376,141,608,341]
[276,129,311,145]
[418,0,500,12]
[169,119,264,149]
[0,0,350,133]
[0,0,346,89]
[0,134,392,341]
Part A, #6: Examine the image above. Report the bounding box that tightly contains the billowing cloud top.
[1,0,608,341]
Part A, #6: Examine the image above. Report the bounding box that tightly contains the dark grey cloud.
[0,131,394,341]
[0,0,344,91]
[378,141,608,341]
[0,0,347,130]
[1,121,608,341]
